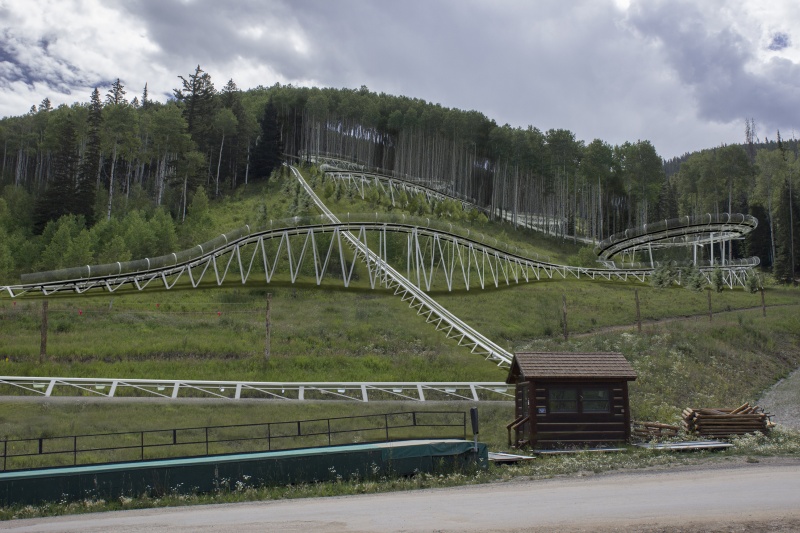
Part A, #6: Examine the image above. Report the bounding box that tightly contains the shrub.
[650,263,678,288]
[682,265,706,292]
[746,270,761,293]
[711,267,724,292]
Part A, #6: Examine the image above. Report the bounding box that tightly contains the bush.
[711,267,724,292]
[569,246,598,267]
[746,270,761,293]
[650,263,678,288]
[682,265,706,292]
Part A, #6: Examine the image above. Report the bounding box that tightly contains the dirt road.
[5,460,800,532]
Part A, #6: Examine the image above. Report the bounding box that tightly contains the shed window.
[549,388,578,413]
[582,388,610,412]
[547,387,611,414]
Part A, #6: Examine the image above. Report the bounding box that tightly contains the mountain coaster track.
[0,163,761,394]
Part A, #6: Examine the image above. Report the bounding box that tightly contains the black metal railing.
[0,411,467,472]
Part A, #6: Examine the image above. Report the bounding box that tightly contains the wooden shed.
[506,352,637,449]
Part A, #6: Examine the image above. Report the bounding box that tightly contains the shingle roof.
[506,352,637,383]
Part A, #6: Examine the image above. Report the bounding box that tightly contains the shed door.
[515,382,530,445]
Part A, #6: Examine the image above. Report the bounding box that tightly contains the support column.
[710,233,715,266]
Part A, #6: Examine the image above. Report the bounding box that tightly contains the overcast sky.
[1,0,798,159]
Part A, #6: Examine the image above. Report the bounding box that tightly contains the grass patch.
[0,165,799,518]
[0,398,798,520]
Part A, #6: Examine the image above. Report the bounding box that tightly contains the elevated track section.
[0,376,511,402]
[3,222,657,298]
[595,213,758,263]
[290,164,514,365]
[0,165,761,374]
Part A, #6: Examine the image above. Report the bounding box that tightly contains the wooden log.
[695,419,766,424]
[635,421,681,430]
[730,403,750,415]
[695,413,765,419]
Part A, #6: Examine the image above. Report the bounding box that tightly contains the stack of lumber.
[632,421,680,440]
[682,403,774,438]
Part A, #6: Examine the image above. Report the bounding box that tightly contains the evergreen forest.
[0,66,798,284]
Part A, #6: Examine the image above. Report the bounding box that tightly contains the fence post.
[73,436,77,465]
[39,300,48,363]
[562,294,568,341]
[141,432,144,461]
[707,291,713,321]
[761,287,766,317]
[265,293,272,360]
[205,427,209,456]
[3,441,6,471]
[38,438,42,455]
[385,414,390,441]
[635,289,642,333]
[327,419,331,446]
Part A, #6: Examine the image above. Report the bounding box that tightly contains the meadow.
[0,165,798,516]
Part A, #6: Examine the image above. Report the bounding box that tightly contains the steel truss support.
[1,227,756,301]
[0,376,513,402]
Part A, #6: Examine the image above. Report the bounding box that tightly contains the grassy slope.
[0,166,798,442]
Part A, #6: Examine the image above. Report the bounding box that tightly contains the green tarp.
[0,439,487,506]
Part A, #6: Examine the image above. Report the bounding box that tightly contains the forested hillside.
[0,65,798,283]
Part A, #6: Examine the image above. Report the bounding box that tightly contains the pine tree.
[141,83,150,109]
[76,88,102,224]
[773,177,800,283]
[106,78,127,106]
[251,98,281,181]
[655,177,678,220]
[33,112,79,232]
[746,204,772,267]
[174,65,216,150]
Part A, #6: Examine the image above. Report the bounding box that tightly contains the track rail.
[322,170,489,214]
[0,376,512,402]
[1,218,754,299]
[290,165,514,365]
[596,213,758,261]
[0,165,760,370]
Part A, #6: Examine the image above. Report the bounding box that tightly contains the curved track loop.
[595,213,758,261]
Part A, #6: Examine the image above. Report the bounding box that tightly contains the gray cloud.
[768,32,790,51]
[1,0,799,158]
[627,1,800,139]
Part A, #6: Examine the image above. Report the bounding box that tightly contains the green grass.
[520,305,800,422]
[0,165,798,405]
[0,164,799,517]
[0,398,798,520]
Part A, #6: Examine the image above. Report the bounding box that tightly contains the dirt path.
[759,366,800,430]
[572,302,797,339]
[6,460,800,532]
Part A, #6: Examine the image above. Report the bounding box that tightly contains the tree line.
[0,67,798,283]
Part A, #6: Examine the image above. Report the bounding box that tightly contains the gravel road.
[759,366,800,431]
[5,460,800,533]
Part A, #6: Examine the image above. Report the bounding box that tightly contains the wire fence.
[1,410,467,471]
